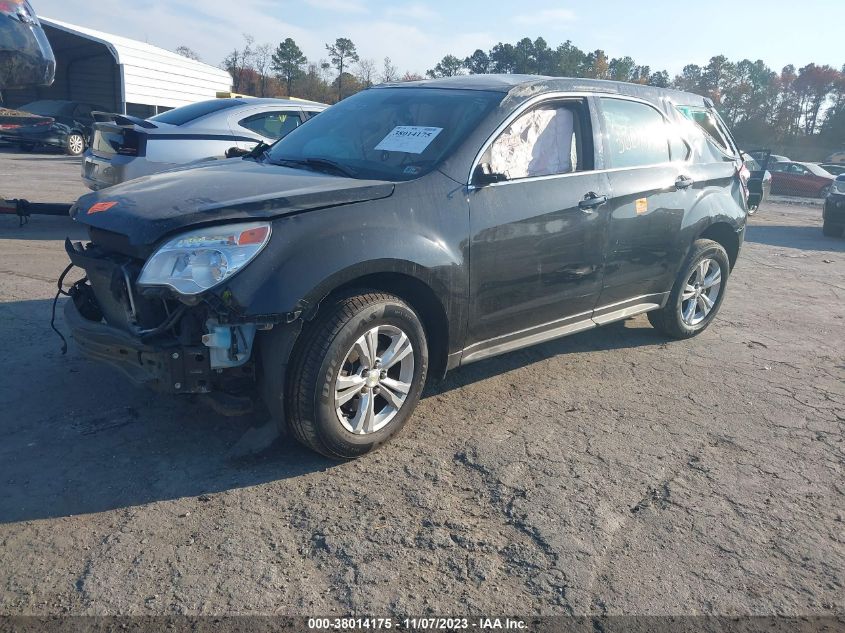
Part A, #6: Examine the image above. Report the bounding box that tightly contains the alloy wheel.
[68,134,85,155]
[680,258,722,326]
[334,324,415,435]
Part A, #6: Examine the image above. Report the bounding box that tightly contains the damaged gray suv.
[61,75,748,459]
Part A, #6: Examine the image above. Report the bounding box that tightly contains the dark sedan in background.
[770,161,835,198]
[824,174,845,237]
[0,99,104,155]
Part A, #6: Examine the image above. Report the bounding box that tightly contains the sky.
[32,0,841,79]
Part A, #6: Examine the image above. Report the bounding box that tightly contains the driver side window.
[484,101,591,181]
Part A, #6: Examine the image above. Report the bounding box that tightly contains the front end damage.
[62,237,296,412]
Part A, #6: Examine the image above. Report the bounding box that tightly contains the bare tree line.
[175,35,418,106]
[174,34,844,156]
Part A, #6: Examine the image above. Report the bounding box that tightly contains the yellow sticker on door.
[635,198,648,215]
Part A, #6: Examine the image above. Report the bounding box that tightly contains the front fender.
[221,177,470,349]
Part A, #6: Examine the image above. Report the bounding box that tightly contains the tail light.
[116,129,142,156]
[0,117,53,130]
[738,163,751,204]
[92,126,147,157]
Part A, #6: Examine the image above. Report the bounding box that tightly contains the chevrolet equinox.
[62,75,748,459]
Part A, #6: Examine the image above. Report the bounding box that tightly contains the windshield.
[20,100,69,116]
[265,87,502,181]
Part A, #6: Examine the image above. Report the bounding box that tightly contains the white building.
[5,17,232,117]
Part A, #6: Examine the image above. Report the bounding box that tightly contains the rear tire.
[822,222,843,237]
[66,133,85,156]
[648,239,730,339]
[285,291,428,459]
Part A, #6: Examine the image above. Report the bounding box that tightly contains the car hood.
[71,158,395,246]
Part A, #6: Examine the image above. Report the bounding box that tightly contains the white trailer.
[3,17,232,117]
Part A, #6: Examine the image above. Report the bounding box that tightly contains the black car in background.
[62,75,748,459]
[743,151,772,212]
[0,100,104,155]
[823,174,845,237]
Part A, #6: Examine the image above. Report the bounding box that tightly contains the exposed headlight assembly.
[833,180,845,195]
[137,222,271,296]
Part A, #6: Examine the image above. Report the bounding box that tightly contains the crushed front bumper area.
[64,298,214,393]
[62,238,259,395]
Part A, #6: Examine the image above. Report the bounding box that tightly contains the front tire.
[286,291,428,459]
[648,239,730,339]
[66,133,85,156]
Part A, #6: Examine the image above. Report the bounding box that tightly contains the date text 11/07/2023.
[307,617,528,630]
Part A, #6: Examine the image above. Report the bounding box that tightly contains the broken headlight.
[137,222,271,296]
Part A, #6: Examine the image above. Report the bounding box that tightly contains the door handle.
[675,175,694,190]
[578,192,607,211]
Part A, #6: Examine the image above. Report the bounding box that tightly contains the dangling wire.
[50,263,75,355]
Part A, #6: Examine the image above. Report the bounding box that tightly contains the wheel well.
[699,222,740,269]
[321,273,450,381]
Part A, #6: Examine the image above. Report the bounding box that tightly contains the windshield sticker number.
[375,126,442,154]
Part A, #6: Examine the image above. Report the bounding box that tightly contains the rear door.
[595,97,695,315]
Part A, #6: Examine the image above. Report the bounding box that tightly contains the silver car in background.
[81,97,327,190]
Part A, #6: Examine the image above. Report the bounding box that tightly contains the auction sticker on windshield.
[375,126,442,154]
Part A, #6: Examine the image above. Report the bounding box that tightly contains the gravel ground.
[0,149,843,617]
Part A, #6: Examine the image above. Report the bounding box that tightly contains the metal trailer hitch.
[0,197,72,225]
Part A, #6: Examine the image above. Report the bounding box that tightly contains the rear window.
[150,100,241,126]
[20,100,72,116]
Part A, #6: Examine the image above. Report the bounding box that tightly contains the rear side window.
[600,98,670,168]
[239,111,302,140]
[73,104,94,119]
[150,100,241,126]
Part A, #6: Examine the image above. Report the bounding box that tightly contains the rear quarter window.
[676,106,738,158]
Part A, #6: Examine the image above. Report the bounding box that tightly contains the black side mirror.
[473,163,507,187]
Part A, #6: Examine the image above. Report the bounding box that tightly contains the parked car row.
[0,97,328,182]
[0,100,104,155]
[82,98,327,190]
[769,161,835,198]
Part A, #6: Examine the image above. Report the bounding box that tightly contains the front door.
[465,98,611,358]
